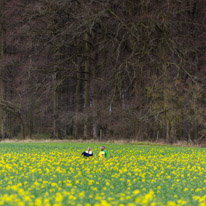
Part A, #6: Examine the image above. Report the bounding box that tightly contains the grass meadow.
[0,142,205,206]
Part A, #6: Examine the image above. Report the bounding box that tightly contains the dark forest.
[0,0,205,143]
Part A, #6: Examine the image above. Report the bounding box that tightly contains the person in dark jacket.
[81,147,93,157]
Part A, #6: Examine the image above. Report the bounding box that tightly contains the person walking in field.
[98,146,105,159]
[81,147,93,157]
[103,146,108,158]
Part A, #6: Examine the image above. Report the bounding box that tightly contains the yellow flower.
[167,201,176,206]
[79,191,85,198]
[132,190,140,195]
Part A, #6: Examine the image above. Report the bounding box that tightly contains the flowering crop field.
[0,142,206,206]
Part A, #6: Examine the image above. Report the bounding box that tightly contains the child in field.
[98,146,105,159]
[103,146,108,158]
[81,147,93,157]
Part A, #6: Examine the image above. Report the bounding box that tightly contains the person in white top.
[81,147,93,157]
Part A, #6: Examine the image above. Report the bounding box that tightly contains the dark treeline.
[0,0,205,143]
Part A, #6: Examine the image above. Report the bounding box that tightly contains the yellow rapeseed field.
[0,142,205,206]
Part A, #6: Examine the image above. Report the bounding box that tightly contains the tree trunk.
[92,44,98,139]
[0,11,5,138]
[28,109,33,138]
[99,129,103,141]
[74,67,81,139]
[19,114,25,139]
[93,121,97,139]
[52,72,60,138]
[73,37,82,139]
[84,32,90,139]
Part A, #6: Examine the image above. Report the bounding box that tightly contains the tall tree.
[0,0,6,138]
